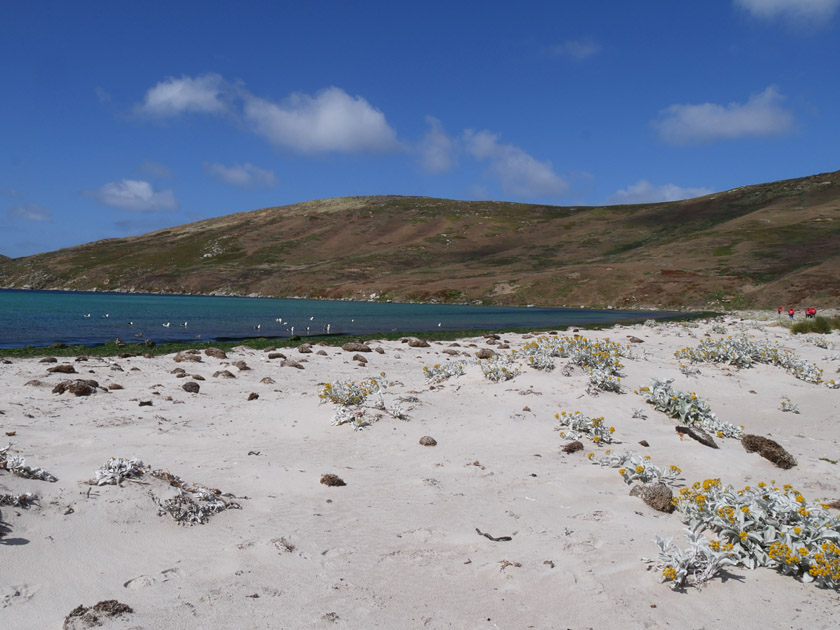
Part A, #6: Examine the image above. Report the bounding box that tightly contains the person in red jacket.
[778,306,783,316]
[788,307,795,320]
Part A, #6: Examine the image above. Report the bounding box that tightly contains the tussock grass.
[791,316,840,335]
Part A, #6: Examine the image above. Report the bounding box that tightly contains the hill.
[1,171,839,309]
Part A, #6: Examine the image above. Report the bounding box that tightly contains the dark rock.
[630,483,674,513]
[263,346,277,353]
[628,336,645,343]
[248,392,259,401]
[320,473,346,487]
[139,400,153,407]
[407,338,430,348]
[118,353,135,359]
[107,383,124,390]
[342,341,371,352]
[39,357,58,363]
[267,352,286,360]
[675,425,718,449]
[171,368,186,375]
[742,434,797,469]
[443,348,460,356]
[352,354,368,363]
[192,374,205,381]
[63,599,133,630]
[75,356,88,362]
[173,351,201,363]
[374,347,385,354]
[281,359,305,369]
[175,372,187,378]
[824,499,840,510]
[638,440,650,447]
[47,364,76,374]
[25,379,48,387]
[182,381,200,394]
[317,350,328,356]
[204,347,227,359]
[475,348,496,359]
[562,441,584,454]
[110,364,124,372]
[52,380,99,396]
[483,333,501,340]
[297,343,313,354]
[260,376,276,384]
[419,436,437,446]
[213,370,236,379]
[233,360,250,370]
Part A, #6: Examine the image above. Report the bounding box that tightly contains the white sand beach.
[2,314,839,629]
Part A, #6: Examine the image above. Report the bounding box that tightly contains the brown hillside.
[1,170,839,309]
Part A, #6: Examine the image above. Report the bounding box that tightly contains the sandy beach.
[2,314,839,629]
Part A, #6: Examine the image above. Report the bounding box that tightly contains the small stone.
[47,364,76,374]
[192,374,205,380]
[638,440,650,447]
[267,352,286,360]
[281,359,305,369]
[139,400,153,407]
[297,343,313,354]
[675,425,718,449]
[173,351,201,363]
[408,338,430,348]
[352,353,368,363]
[475,348,495,359]
[182,381,200,394]
[260,377,276,384]
[213,370,236,379]
[320,473,346,487]
[630,482,674,513]
[374,347,385,354]
[628,336,645,343]
[317,350,328,356]
[233,360,250,370]
[742,434,797,469]
[562,441,583,454]
[419,436,437,446]
[204,347,227,359]
[342,341,371,352]
[39,357,58,363]
[108,383,124,390]
[248,392,259,401]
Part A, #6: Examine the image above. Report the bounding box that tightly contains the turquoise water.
[0,289,678,348]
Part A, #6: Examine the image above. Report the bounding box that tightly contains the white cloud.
[551,38,601,60]
[654,86,794,144]
[734,0,840,20]
[136,73,230,116]
[462,129,569,197]
[243,86,399,153]
[607,181,714,205]
[95,86,111,103]
[418,116,456,173]
[93,179,178,212]
[9,203,51,222]
[204,162,277,188]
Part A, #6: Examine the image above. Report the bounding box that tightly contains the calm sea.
[0,289,678,348]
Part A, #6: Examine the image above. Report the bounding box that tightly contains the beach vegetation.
[791,316,839,335]
[636,378,744,439]
[589,450,682,485]
[555,410,616,444]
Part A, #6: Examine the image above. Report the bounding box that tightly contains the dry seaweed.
[150,469,241,525]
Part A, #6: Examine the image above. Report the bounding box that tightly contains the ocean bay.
[0,289,679,349]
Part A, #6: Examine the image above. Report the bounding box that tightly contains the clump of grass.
[791,316,839,335]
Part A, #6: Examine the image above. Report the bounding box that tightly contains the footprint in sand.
[0,583,40,608]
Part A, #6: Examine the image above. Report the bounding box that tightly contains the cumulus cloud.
[418,116,457,173]
[93,179,178,212]
[734,0,840,20]
[9,203,52,222]
[243,87,399,154]
[607,181,714,205]
[462,130,569,197]
[204,162,277,188]
[136,73,230,116]
[654,86,794,144]
[551,38,601,60]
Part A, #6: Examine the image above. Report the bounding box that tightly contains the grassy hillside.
[1,170,839,309]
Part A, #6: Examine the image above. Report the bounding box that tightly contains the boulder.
[267,352,286,360]
[475,348,496,359]
[342,341,371,352]
[675,425,718,449]
[173,351,201,363]
[630,483,674,513]
[204,347,227,359]
[182,381,200,394]
[297,343,313,354]
[742,434,797,469]
[47,364,76,374]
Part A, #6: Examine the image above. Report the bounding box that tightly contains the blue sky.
[2,1,839,258]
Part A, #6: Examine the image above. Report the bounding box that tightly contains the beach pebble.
[407,338,430,348]
[213,370,236,379]
[47,364,76,374]
[63,600,133,630]
[419,436,437,446]
[182,381,200,394]
[562,441,583,454]
[320,473,346,487]
[107,383,124,390]
[675,425,718,449]
[260,377,276,384]
[248,392,259,401]
[342,341,371,352]
[317,350,328,356]
[52,379,98,396]
[39,357,58,363]
[352,354,368,363]
[192,374,204,380]
[297,343,313,354]
[204,347,227,359]
[742,434,797,469]
[475,348,496,359]
[267,352,286,360]
[233,360,250,370]
[281,359,305,370]
[173,351,201,363]
[630,483,674,513]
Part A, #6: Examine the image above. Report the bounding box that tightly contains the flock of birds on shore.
[81,312,439,342]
